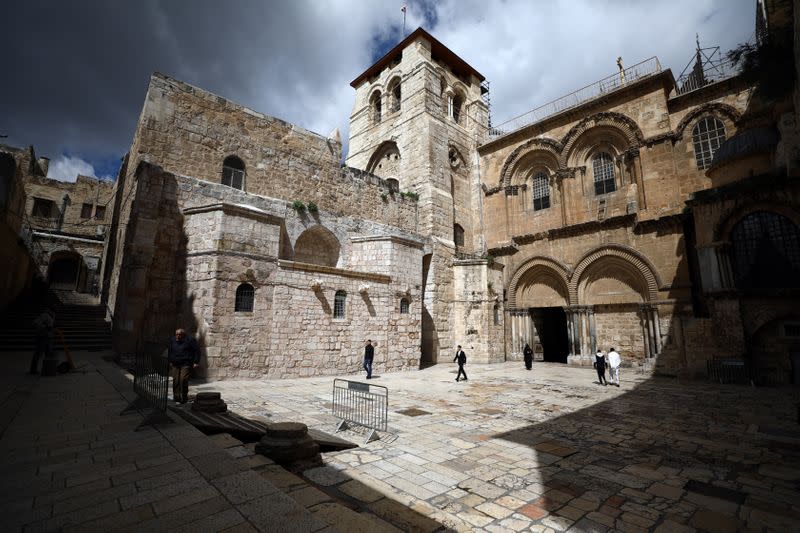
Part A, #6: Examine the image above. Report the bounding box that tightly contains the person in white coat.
[607,347,621,386]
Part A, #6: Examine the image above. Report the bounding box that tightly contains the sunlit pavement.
[201,362,800,532]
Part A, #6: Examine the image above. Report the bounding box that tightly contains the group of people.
[594,347,621,386]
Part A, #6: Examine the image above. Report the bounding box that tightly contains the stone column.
[588,307,597,355]
[564,308,574,357]
[640,305,651,359]
[652,305,662,355]
[510,309,517,357]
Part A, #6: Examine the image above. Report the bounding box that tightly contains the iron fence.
[707,359,756,385]
[332,378,388,444]
[120,346,173,430]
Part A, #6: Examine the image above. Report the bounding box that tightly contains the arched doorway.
[47,251,83,290]
[512,260,570,363]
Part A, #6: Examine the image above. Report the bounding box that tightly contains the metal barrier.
[332,379,388,445]
[707,359,756,386]
[120,349,173,430]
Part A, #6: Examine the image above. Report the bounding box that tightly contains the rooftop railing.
[488,57,662,140]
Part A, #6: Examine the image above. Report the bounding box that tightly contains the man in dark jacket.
[168,328,200,403]
[363,340,374,379]
[454,345,467,382]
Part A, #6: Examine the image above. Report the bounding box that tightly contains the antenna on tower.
[401,4,407,36]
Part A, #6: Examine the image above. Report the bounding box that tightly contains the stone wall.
[108,162,425,379]
[23,174,114,238]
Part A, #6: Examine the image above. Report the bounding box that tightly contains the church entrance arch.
[509,259,570,363]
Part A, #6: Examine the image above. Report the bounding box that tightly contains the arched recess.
[507,256,571,308]
[294,225,340,267]
[499,138,562,187]
[714,201,800,243]
[47,250,84,289]
[560,112,643,167]
[674,102,741,139]
[578,256,649,305]
[509,149,560,187]
[564,125,632,168]
[366,141,401,181]
[569,245,661,303]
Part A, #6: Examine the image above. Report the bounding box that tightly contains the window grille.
[532,171,550,211]
[454,224,465,247]
[592,152,616,195]
[731,211,800,289]
[400,298,409,314]
[222,156,245,190]
[81,203,93,219]
[692,117,726,170]
[334,290,347,319]
[94,205,106,220]
[235,283,254,312]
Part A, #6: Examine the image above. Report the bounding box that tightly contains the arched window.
[370,91,382,124]
[333,290,347,319]
[451,93,464,124]
[222,156,245,190]
[493,304,500,325]
[532,171,550,211]
[235,283,254,312]
[388,78,401,113]
[730,211,800,289]
[400,298,410,314]
[592,152,616,195]
[454,224,465,247]
[692,117,727,170]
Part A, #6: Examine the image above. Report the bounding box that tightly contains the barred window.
[400,298,410,314]
[692,117,726,170]
[592,152,616,195]
[452,93,464,124]
[532,171,550,211]
[388,78,401,113]
[222,156,245,190]
[731,211,800,289]
[94,205,106,220]
[235,283,254,312]
[333,290,347,319]
[81,203,93,219]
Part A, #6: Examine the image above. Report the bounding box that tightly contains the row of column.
[509,309,535,357]
[565,306,596,358]
[640,304,662,359]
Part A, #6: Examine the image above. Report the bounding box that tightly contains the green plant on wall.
[292,200,306,211]
[484,254,495,266]
[307,202,318,213]
[400,190,419,202]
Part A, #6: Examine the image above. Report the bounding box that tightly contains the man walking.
[523,343,533,370]
[607,347,621,387]
[168,328,200,404]
[30,308,55,375]
[594,349,607,385]
[363,339,374,379]
[454,345,467,382]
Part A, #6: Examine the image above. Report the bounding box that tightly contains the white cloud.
[47,155,108,182]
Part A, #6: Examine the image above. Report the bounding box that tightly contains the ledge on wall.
[277,259,391,284]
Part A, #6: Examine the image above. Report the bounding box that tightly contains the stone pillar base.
[567,355,592,366]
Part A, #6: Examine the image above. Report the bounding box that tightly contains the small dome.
[708,127,779,170]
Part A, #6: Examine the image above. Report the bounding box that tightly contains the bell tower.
[347,28,501,364]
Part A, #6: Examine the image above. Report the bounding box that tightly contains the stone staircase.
[0,289,111,353]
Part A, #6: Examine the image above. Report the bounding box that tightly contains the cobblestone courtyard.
[202,362,800,532]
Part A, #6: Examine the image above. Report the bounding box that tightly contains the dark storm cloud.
[1,1,754,181]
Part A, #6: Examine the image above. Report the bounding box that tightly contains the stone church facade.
[98,4,799,381]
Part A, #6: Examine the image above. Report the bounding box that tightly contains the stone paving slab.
[202,361,800,532]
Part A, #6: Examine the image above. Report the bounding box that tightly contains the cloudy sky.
[1,0,754,181]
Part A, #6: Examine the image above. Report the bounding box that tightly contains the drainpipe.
[58,194,70,231]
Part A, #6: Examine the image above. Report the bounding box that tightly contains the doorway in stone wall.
[530,307,569,363]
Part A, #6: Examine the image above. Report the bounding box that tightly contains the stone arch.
[507,256,571,308]
[47,249,84,289]
[499,137,562,187]
[560,112,643,167]
[674,102,741,139]
[387,74,402,113]
[564,124,632,168]
[294,225,340,267]
[366,141,401,181]
[570,245,661,303]
[578,256,649,305]
[448,143,468,172]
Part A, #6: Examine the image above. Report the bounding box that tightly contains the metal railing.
[707,358,756,386]
[489,57,662,139]
[675,56,741,96]
[120,348,173,430]
[332,378,388,444]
